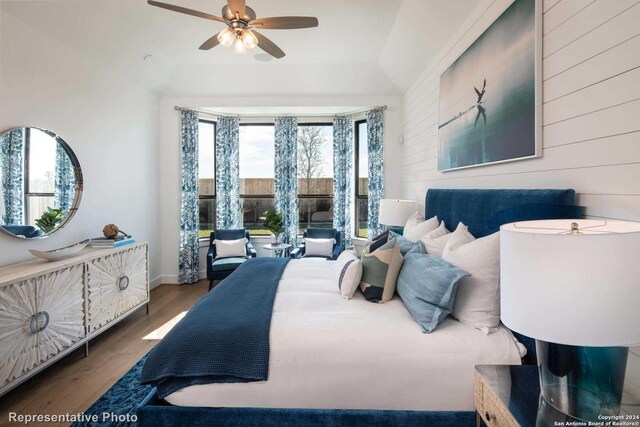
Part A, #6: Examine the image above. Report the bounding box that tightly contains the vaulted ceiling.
[1,0,480,96]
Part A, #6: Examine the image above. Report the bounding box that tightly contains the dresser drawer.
[87,245,148,332]
[0,280,40,387]
[35,265,86,363]
[475,371,519,427]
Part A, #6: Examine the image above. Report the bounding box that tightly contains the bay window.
[354,120,368,238]
[297,124,334,233]
[239,124,275,236]
[198,120,216,238]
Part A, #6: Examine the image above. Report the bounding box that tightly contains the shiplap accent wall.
[399,0,640,399]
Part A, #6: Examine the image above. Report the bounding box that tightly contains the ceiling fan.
[147,0,319,59]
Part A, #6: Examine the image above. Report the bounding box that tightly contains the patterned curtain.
[0,128,24,225]
[366,107,385,237]
[54,144,76,216]
[274,117,298,245]
[179,110,200,284]
[215,116,240,230]
[332,115,354,249]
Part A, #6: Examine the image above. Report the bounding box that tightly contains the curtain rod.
[173,105,387,118]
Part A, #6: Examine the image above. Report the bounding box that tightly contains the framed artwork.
[437,0,542,171]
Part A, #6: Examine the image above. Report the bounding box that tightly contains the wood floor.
[0,281,209,426]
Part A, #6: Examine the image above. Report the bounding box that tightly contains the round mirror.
[0,127,82,239]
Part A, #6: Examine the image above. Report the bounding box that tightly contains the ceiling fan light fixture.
[234,35,247,54]
[241,29,258,49]
[217,27,235,47]
[147,0,318,59]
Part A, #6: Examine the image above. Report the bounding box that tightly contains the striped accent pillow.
[335,251,363,299]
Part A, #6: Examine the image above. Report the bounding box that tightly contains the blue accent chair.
[206,229,256,290]
[290,228,341,260]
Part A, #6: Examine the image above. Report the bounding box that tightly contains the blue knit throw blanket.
[140,257,290,399]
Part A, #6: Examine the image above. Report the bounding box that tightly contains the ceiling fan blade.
[253,31,285,59]
[199,33,222,50]
[147,1,225,23]
[251,16,319,30]
[227,0,246,19]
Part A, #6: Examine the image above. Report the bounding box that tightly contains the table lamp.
[378,199,416,234]
[500,219,640,423]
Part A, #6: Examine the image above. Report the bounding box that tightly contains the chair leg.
[209,280,214,291]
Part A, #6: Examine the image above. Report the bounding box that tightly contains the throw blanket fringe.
[140,257,290,399]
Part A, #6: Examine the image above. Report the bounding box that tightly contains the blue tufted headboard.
[424,189,580,364]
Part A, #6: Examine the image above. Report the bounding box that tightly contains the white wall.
[0,11,161,282]
[157,95,402,283]
[378,0,481,92]
[398,0,640,400]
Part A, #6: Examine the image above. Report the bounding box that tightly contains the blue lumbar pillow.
[397,253,469,333]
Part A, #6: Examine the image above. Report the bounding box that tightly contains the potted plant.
[262,209,285,246]
[35,207,65,233]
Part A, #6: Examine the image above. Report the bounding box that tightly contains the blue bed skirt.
[136,388,476,427]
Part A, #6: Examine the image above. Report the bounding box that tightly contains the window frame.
[238,123,276,237]
[296,122,334,199]
[297,123,334,233]
[198,119,216,241]
[354,119,368,238]
[23,128,55,225]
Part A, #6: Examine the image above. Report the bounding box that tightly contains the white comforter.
[166,258,522,411]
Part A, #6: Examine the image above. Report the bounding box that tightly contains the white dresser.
[0,242,149,397]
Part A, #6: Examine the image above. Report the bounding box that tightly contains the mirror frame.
[0,126,83,239]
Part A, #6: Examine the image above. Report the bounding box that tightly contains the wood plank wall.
[399,0,640,399]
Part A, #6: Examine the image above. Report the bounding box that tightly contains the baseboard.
[151,272,207,287]
[154,275,178,286]
[150,276,163,289]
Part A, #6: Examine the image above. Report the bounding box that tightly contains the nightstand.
[474,365,640,427]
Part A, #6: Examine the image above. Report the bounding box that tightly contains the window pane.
[241,197,274,236]
[297,125,333,195]
[239,125,274,196]
[356,198,368,238]
[298,197,333,233]
[27,196,55,229]
[28,129,56,193]
[357,122,368,196]
[199,198,216,239]
[198,121,215,197]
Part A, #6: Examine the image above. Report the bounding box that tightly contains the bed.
[137,188,579,426]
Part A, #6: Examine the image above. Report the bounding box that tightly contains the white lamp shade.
[500,219,640,347]
[378,199,417,227]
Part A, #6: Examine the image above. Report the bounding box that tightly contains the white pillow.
[305,238,336,258]
[420,221,452,257]
[336,250,357,265]
[442,223,501,334]
[335,251,363,299]
[403,213,439,242]
[214,238,248,259]
[404,211,424,228]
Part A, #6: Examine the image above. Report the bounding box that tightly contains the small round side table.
[262,243,292,258]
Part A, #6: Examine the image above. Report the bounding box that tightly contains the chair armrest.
[206,246,215,279]
[246,242,257,258]
[331,244,342,260]
[290,245,305,259]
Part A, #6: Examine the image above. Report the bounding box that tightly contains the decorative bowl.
[29,239,90,262]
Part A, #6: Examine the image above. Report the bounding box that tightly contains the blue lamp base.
[535,340,628,424]
[388,226,404,235]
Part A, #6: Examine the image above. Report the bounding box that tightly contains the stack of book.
[90,235,135,249]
